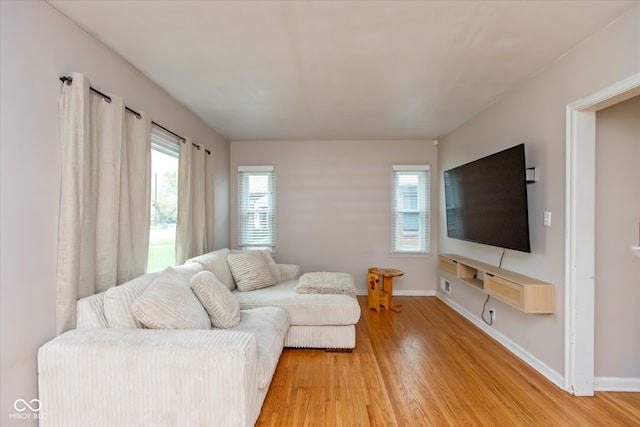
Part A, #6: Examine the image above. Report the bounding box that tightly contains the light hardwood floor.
[257,296,640,426]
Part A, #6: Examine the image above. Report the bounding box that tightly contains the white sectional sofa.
[187,248,362,350]
[38,249,361,426]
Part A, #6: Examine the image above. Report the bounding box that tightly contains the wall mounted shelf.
[439,254,555,314]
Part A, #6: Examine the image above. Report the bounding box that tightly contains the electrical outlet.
[489,307,496,321]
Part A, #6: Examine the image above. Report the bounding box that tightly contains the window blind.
[151,124,180,157]
[237,165,276,251]
[392,165,430,254]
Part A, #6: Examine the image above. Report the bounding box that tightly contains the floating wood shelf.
[439,254,555,314]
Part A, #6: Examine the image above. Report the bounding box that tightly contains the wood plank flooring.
[257,296,640,426]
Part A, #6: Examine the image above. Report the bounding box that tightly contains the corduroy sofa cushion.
[132,267,211,330]
[191,271,241,329]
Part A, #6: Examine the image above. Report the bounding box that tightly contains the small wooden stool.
[368,267,404,312]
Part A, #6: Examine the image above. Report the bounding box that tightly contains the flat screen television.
[443,144,531,253]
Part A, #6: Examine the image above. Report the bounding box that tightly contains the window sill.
[391,252,431,258]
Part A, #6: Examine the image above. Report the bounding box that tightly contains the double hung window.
[237,166,276,252]
[392,165,430,255]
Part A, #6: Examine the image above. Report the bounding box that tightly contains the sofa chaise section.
[233,280,361,349]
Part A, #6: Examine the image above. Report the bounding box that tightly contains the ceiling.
[49,1,637,141]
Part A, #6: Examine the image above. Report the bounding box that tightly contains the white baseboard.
[357,291,639,394]
[355,289,436,297]
[394,290,437,296]
[436,292,565,390]
[595,377,640,392]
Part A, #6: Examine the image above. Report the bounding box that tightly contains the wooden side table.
[368,267,404,312]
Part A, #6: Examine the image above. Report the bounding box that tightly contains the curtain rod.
[59,76,210,155]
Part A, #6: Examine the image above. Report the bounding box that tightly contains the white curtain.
[176,138,214,265]
[56,72,151,334]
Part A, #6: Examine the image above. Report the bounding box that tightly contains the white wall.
[438,5,639,377]
[230,139,438,293]
[0,1,230,423]
[595,95,640,379]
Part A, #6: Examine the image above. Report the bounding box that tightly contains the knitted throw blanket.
[295,272,356,298]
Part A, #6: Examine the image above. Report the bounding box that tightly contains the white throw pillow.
[132,267,211,330]
[226,252,277,292]
[190,271,241,328]
[186,248,236,291]
[103,272,160,328]
[229,249,282,282]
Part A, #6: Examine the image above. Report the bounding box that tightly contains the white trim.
[355,289,436,297]
[437,292,564,389]
[564,72,640,396]
[390,252,431,258]
[394,289,437,296]
[564,106,596,396]
[594,377,640,392]
[393,164,430,171]
[237,165,274,172]
[391,167,431,254]
[570,73,640,112]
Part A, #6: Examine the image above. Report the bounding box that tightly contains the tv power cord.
[481,294,494,326]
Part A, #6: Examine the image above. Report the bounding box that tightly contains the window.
[238,166,276,252]
[147,125,180,272]
[392,165,430,254]
[402,193,419,232]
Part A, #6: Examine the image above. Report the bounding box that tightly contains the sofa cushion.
[233,280,361,326]
[104,272,161,328]
[173,263,205,281]
[231,307,289,389]
[132,267,211,330]
[186,248,235,291]
[103,263,203,328]
[227,252,277,292]
[277,264,301,282]
[257,250,282,282]
[77,292,109,328]
[229,249,282,282]
[191,271,241,329]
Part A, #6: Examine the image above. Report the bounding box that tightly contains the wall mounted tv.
[444,144,531,253]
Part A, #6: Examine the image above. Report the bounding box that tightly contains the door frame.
[564,72,640,395]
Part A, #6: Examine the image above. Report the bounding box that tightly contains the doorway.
[564,72,640,395]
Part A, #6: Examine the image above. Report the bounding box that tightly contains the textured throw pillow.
[173,262,204,281]
[132,267,211,330]
[229,249,282,283]
[226,252,277,292]
[190,271,241,328]
[103,272,161,328]
[186,248,236,291]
